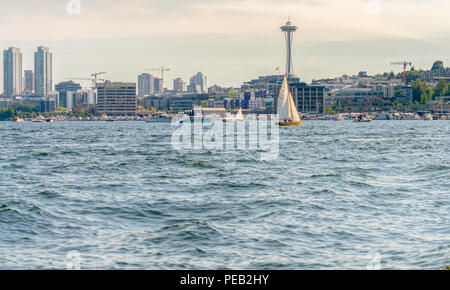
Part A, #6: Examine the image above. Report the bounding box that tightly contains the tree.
[394,90,403,98]
[411,80,434,104]
[431,61,444,71]
[325,106,335,114]
[433,80,448,98]
[16,104,39,113]
[0,108,16,121]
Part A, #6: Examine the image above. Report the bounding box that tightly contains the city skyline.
[0,0,449,91]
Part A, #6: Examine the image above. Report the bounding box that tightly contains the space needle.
[280,18,298,77]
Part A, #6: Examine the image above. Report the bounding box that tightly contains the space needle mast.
[280,18,298,77]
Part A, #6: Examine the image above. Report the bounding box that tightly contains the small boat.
[12,117,24,122]
[353,116,372,122]
[46,118,54,122]
[353,118,372,122]
[146,115,172,123]
[422,114,433,121]
[224,108,245,122]
[235,108,244,121]
[277,75,302,126]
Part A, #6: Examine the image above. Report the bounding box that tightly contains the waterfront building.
[273,80,325,114]
[138,73,155,97]
[55,81,82,110]
[46,91,60,111]
[24,70,34,93]
[169,94,209,111]
[138,95,170,111]
[393,86,413,105]
[3,47,22,97]
[188,72,207,94]
[34,46,52,97]
[96,81,137,116]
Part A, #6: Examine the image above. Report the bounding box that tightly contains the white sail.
[277,75,301,122]
[235,108,244,121]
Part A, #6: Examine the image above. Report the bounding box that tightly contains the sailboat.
[277,75,302,126]
[235,108,244,121]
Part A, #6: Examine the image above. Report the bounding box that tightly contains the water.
[0,120,448,269]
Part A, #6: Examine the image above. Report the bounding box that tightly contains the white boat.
[277,75,302,126]
[235,108,244,121]
[224,108,245,122]
[422,114,433,121]
[146,115,172,123]
[12,117,24,122]
[374,112,389,120]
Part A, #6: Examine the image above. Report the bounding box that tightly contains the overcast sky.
[0,0,449,90]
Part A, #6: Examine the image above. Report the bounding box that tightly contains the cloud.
[0,0,449,42]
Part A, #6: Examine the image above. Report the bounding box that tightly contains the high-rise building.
[154,78,163,94]
[24,70,34,93]
[96,81,137,116]
[3,47,22,97]
[188,72,207,94]
[34,46,52,97]
[55,81,82,110]
[138,73,155,97]
[173,77,187,92]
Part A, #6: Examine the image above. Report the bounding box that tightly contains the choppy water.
[0,120,449,269]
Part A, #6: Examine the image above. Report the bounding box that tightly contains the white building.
[138,73,154,97]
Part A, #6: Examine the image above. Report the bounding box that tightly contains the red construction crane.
[391,62,412,85]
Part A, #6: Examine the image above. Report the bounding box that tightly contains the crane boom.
[148,66,170,96]
[391,62,412,85]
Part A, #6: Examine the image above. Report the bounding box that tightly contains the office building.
[96,81,137,116]
[274,82,325,114]
[3,47,22,97]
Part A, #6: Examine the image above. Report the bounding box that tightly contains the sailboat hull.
[278,121,302,126]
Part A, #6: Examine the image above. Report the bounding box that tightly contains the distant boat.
[12,117,24,122]
[146,115,172,123]
[235,108,244,121]
[277,75,302,126]
[353,115,372,122]
[224,108,244,122]
[46,118,54,123]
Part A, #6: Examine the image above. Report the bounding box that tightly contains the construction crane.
[391,62,412,85]
[148,66,170,96]
[68,72,106,89]
[91,72,106,88]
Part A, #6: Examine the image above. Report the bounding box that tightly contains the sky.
[0,0,449,91]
